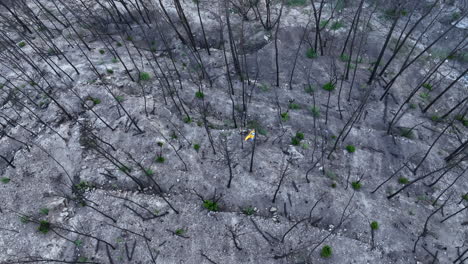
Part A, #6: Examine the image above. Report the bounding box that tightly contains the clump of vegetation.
[419,92,430,100]
[40,208,49,215]
[20,215,30,223]
[259,83,269,92]
[193,144,200,152]
[139,72,151,81]
[106,69,114,74]
[175,228,186,236]
[310,106,320,117]
[351,181,362,190]
[115,95,125,102]
[340,54,350,62]
[431,115,440,122]
[18,41,26,48]
[90,97,101,105]
[285,0,307,6]
[119,165,131,173]
[99,49,105,54]
[38,220,50,234]
[320,245,332,258]
[330,21,344,30]
[370,221,379,230]
[422,83,433,91]
[322,82,335,92]
[1,177,10,184]
[306,48,317,59]
[145,169,154,176]
[74,181,91,191]
[400,127,414,139]
[291,132,304,146]
[345,145,356,153]
[242,206,255,216]
[281,112,290,121]
[195,91,204,99]
[331,182,337,188]
[111,58,118,63]
[289,102,300,110]
[203,200,219,211]
[183,116,192,123]
[461,193,468,201]
[398,177,409,184]
[455,115,468,127]
[304,85,315,94]
[155,156,165,163]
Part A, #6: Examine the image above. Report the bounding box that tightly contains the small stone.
[269,207,278,213]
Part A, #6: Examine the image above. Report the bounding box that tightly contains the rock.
[287,146,304,161]
[269,207,278,213]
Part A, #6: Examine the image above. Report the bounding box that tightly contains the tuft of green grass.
[40,208,49,215]
[77,257,88,262]
[345,145,356,153]
[139,72,151,81]
[351,181,362,190]
[291,137,301,146]
[422,83,433,91]
[74,240,83,247]
[304,85,315,94]
[203,200,219,211]
[183,116,192,123]
[259,83,269,91]
[306,48,317,59]
[310,106,320,117]
[370,221,379,230]
[18,41,26,48]
[20,215,30,223]
[320,20,329,28]
[431,115,440,122]
[285,0,307,6]
[400,128,414,139]
[115,95,125,102]
[175,228,185,235]
[99,49,105,54]
[195,91,204,99]
[74,181,91,191]
[38,220,50,234]
[106,69,114,74]
[419,92,430,100]
[322,82,335,92]
[145,169,154,176]
[157,141,164,147]
[330,21,344,30]
[91,97,101,105]
[320,245,332,258]
[119,166,131,173]
[155,156,165,163]
[111,58,118,63]
[242,206,255,215]
[462,193,468,201]
[409,103,417,109]
[1,177,10,184]
[289,103,300,110]
[340,54,350,62]
[126,36,133,41]
[193,144,200,152]
[398,177,409,184]
[331,182,337,188]
[295,132,304,140]
[281,112,290,121]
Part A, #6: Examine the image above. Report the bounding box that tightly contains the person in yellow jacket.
[244,129,255,141]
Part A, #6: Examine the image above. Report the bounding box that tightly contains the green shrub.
[351,181,361,190]
[331,182,337,188]
[242,206,255,215]
[1,177,10,184]
[304,85,315,94]
[306,48,317,59]
[291,137,301,146]
[111,58,118,63]
[289,103,300,110]
[419,92,430,100]
[310,106,320,117]
[462,193,468,201]
[175,228,185,235]
[370,221,379,230]
[91,97,101,105]
[330,21,344,30]
[116,42,123,47]
[195,91,204,99]
[140,72,151,81]
[422,83,433,91]
[126,36,133,41]
[320,20,329,28]
[320,245,332,258]
[20,216,30,223]
[18,41,26,48]
[203,200,219,211]
[295,132,304,140]
[106,69,114,74]
[145,169,154,176]
[75,181,91,191]
[115,95,125,102]
[38,220,50,234]
[398,177,409,184]
[400,128,414,139]
[99,49,105,54]
[259,83,269,91]
[322,82,335,92]
[340,54,350,62]
[431,115,440,122]
[281,112,290,121]
[155,156,165,163]
[345,145,356,153]
[286,0,307,6]
[40,208,49,215]
[183,116,192,123]
[409,103,417,109]
[193,144,200,152]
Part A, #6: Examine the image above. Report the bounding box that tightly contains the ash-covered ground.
[0,0,467,263]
